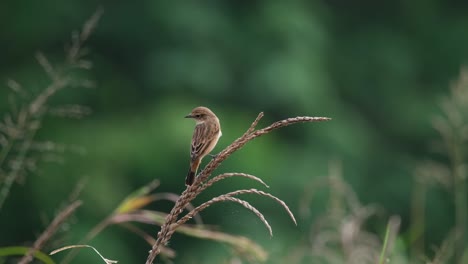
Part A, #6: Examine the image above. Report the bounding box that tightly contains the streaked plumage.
[184,106,222,186]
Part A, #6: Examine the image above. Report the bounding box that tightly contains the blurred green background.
[1,0,468,263]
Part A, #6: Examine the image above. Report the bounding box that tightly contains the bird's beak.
[184,114,193,118]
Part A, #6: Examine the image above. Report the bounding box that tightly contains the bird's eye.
[195,114,201,118]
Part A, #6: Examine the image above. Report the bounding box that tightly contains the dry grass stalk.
[173,222,268,262]
[0,8,102,210]
[18,200,82,264]
[429,68,468,263]
[202,172,270,190]
[59,180,202,263]
[145,113,331,263]
[179,195,273,236]
[50,244,117,264]
[289,161,396,264]
[427,229,457,264]
[113,210,266,261]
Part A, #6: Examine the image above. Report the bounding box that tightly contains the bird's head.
[185,106,216,123]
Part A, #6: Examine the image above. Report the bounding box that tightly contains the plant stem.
[0,119,39,210]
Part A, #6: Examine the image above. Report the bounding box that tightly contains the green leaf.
[0,246,55,264]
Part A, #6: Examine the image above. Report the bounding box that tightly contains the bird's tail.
[186,159,200,186]
[185,167,195,186]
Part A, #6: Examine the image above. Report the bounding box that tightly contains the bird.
[184,106,222,186]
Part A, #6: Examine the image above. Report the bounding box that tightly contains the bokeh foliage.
[1,0,468,263]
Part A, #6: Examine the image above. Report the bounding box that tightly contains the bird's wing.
[191,123,219,161]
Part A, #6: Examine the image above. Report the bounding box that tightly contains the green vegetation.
[1,1,468,263]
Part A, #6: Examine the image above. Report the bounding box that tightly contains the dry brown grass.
[0,8,102,210]
[145,113,331,263]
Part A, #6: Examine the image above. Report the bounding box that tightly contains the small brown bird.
[184,106,222,186]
